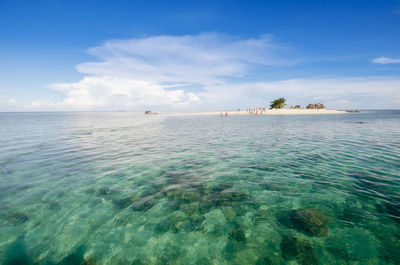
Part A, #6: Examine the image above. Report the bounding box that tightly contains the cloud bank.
[37,33,292,110]
[22,33,400,110]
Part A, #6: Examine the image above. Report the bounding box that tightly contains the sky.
[0,0,400,111]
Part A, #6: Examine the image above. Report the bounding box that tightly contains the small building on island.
[306,103,325,109]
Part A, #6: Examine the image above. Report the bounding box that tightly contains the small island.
[167,97,348,116]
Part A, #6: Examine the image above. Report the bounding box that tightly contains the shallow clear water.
[0,111,399,265]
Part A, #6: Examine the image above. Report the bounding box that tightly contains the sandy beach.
[166,109,347,116]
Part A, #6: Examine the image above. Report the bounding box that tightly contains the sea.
[0,110,399,265]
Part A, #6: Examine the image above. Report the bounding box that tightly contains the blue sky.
[0,0,400,110]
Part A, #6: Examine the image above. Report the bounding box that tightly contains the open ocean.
[0,111,399,265]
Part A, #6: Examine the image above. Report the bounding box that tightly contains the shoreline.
[166,109,348,116]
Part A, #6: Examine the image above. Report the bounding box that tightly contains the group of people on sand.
[220,107,268,117]
[245,107,266,115]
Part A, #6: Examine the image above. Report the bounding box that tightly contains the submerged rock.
[211,183,234,192]
[6,213,28,225]
[97,187,110,197]
[231,204,248,217]
[58,245,95,265]
[281,235,318,265]
[229,226,246,242]
[166,199,182,211]
[131,259,145,265]
[162,182,253,217]
[383,201,400,223]
[224,240,245,260]
[131,198,155,212]
[340,205,365,224]
[221,206,236,221]
[48,201,60,211]
[179,191,201,203]
[85,188,96,195]
[290,208,330,236]
[220,190,250,203]
[179,202,198,215]
[155,218,173,233]
[255,256,279,265]
[112,197,133,209]
[155,213,187,233]
[203,190,251,209]
[379,234,400,264]
[164,188,201,204]
[182,216,205,232]
[195,257,213,265]
[3,236,33,265]
[192,214,206,225]
[82,257,96,265]
[164,188,184,199]
[97,187,118,199]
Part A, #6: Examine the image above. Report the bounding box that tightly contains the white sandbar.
[166,109,347,116]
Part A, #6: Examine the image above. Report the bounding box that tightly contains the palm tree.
[269,98,286,109]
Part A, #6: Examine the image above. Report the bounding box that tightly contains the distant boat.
[144,110,158,115]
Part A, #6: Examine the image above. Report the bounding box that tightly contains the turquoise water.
[0,111,399,265]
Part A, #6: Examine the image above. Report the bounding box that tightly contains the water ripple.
[1,111,400,264]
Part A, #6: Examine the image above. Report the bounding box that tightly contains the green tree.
[269,98,287,109]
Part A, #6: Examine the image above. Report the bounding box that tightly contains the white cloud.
[40,33,293,110]
[372,57,400,64]
[22,33,400,110]
[5,98,16,104]
[0,98,17,111]
[77,33,290,84]
[46,76,201,110]
[0,98,16,105]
